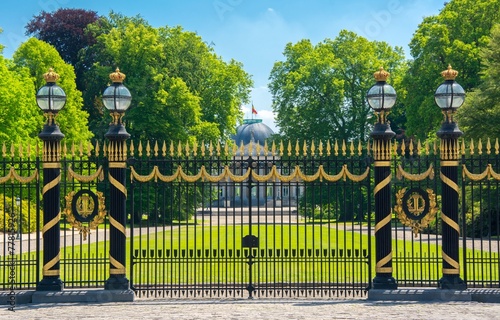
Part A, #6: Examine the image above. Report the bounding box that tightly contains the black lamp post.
[36,68,66,291]
[435,65,466,290]
[103,68,132,290]
[367,67,397,289]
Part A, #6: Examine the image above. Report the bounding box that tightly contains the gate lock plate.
[242,235,259,248]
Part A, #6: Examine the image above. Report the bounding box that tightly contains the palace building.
[215,118,301,208]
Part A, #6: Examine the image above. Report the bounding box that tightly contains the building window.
[267,186,273,198]
[283,186,289,197]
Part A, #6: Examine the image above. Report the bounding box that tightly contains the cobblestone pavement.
[3,299,500,320]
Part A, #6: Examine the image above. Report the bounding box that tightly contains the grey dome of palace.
[232,119,274,147]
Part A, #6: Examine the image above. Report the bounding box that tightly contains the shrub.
[465,207,500,238]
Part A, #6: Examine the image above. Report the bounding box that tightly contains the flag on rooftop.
[252,104,258,115]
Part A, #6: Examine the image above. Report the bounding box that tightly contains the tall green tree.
[404,0,500,140]
[0,56,41,145]
[79,13,252,143]
[457,24,500,140]
[0,29,40,145]
[158,26,251,141]
[269,39,344,142]
[13,38,93,144]
[25,8,100,66]
[269,31,406,143]
[25,8,101,125]
[327,31,406,140]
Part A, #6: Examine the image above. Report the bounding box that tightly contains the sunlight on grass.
[1,224,498,287]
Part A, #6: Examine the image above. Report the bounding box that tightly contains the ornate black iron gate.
[128,140,372,298]
[2,139,500,298]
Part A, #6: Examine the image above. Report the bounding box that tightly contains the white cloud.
[259,109,279,133]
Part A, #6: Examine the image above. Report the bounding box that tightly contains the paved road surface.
[3,299,500,320]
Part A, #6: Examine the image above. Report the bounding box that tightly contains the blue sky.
[0,0,445,133]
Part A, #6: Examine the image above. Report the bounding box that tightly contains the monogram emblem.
[76,193,95,218]
[64,190,106,240]
[407,192,425,217]
[395,187,438,237]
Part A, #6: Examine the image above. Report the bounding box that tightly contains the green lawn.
[1,223,498,287]
[130,224,371,285]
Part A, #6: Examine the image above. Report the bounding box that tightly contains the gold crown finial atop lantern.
[109,68,126,83]
[374,67,390,82]
[441,64,458,80]
[43,68,59,83]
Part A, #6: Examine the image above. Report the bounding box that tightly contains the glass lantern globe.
[434,65,465,110]
[366,82,397,111]
[434,80,465,110]
[36,68,66,113]
[102,84,132,112]
[102,68,132,113]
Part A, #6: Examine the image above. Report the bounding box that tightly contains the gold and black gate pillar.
[366,67,397,289]
[36,69,66,291]
[103,69,132,290]
[435,65,466,290]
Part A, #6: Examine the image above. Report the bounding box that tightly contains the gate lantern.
[367,67,397,289]
[367,67,397,137]
[435,65,466,290]
[103,68,132,290]
[435,65,465,137]
[36,68,66,140]
[36,68,66,291]
[36,68,66,113]
[103,68,132,139]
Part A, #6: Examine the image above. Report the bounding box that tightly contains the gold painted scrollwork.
[490,166,500,180]
[344,165,370,182]
[296,166,321,182]
[226,167,251,182]
[251,166,276,182]
[200,166,228,182]
[394,187,438,237]
[179,167,203,183]
[396,164,434,181]
[462,164,489,181]
[462,164,500,181]
[273,166,299,182]
[0,167,39,184]
[67,165,104,182]
[129,164,370,183]
[131,165,159,182]
[318,165,344,182]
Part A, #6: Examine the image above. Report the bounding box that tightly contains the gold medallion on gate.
[394,187,438,237]
[64,190,106,240]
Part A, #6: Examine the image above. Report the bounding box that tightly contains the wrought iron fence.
[0,143,40,291]
[460,140,500,288]
[128,140,372,298]
[1,138,499,298]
